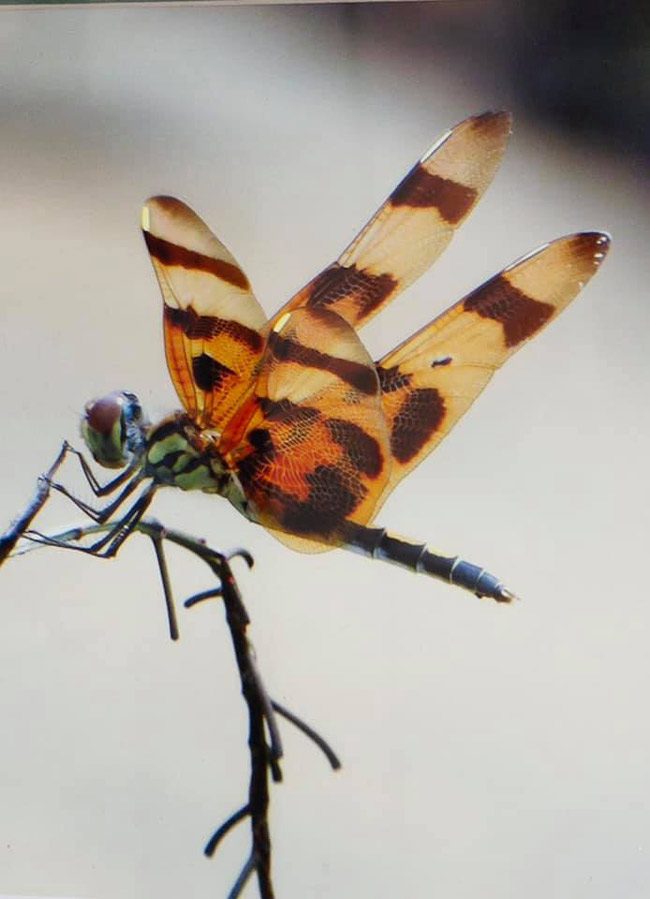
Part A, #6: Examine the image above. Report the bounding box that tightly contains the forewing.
[275,111,512,329]
[376,232,610,502]
[142,196,267,430]
[222,308,390,552]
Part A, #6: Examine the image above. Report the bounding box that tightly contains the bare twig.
[0,442,71,565]
[2,496,341,899]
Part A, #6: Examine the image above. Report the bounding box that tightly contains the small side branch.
[272,701,342,771]
[228,853,257,899]
[204,804,250,857]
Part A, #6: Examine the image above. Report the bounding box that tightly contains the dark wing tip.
[468,109,513,137]
[561,231,611,277]
[142,195,192,231]
[569,230,611,261]
[506,230,611,276]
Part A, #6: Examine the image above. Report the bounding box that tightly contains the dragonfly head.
[81,390,147,469]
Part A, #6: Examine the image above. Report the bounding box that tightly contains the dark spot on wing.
[144,230,250,290]
[192,354,235,392]
[391,388,446,464]
[267,331,377,396]
[307,264,397,320]
[326,419,383,478]
[389,163,477,224]
[469,110,512,138]
[247,428,276,460]
[258,397,321,425]
[165,306,263,352]
[377,365,412,394]
[463,274,554,348]
[278,464,362,538]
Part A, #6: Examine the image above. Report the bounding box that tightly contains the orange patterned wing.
[275,111,512,330]
[141,196,267,430]
[220,307,390,553]
[374,232,610,506]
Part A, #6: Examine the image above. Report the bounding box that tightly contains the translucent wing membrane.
[276,111,512,329]
[138,113,610,583]
[142,196,267,430]
[220,308,390,552]
[375,232,611,504]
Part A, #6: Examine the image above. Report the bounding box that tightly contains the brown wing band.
[164,306,264,351]
[463,275,555,348]
[144,230,250,290]
[267,331,378,396]
[389,164,478,223]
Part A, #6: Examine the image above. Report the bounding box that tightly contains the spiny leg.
[45,469,146,524]
[343,522,517,603]
[145,521,180,642]
[58,444,142,497]
[26,483,157,559]
[65,483,157,558]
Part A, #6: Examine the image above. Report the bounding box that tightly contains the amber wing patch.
[142,196,267,430]
[375,232,610,507]
[221,308,390,552]
[140,117,610,560]
[275,110,512,330]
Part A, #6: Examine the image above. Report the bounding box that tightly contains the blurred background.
[0,3,649,898]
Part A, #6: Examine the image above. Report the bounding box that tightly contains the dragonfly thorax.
[143,413,247,507]
[81,390,147,470]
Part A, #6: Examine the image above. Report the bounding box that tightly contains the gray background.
[0,4,648,898]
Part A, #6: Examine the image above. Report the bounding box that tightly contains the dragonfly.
[37,111,609,603]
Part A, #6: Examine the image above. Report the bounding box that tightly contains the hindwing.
[220,308,390,551]
[375,232,610,504]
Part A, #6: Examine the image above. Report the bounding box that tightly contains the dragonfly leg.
[343,522,517,603]
[146,525,180,641]
[45,471,145,523]
[26,483,157,559]
[59,444,140,497]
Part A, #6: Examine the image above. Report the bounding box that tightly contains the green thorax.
[144,413,228,492]
[139,412,251,521]
[143,413,252,520]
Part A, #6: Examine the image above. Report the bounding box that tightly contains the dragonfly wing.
[142,196,267,430]
[376,232,610,503]
[276,111,512,329]
[222,307,390,552]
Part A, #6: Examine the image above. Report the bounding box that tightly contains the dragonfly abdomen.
[343,522,516,603]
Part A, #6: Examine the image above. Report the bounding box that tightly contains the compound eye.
[85,393,123,435]
[81,391,131,469]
